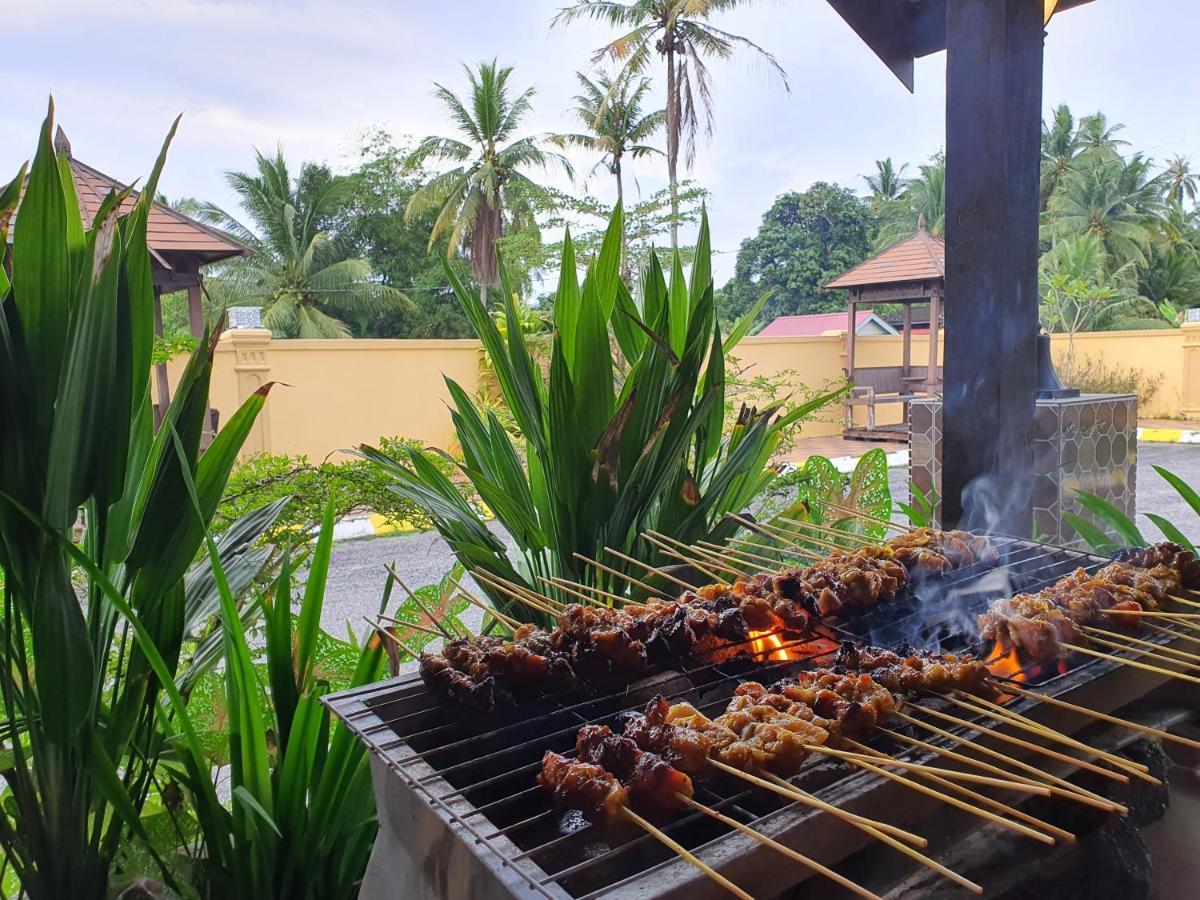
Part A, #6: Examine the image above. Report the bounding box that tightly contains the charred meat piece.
[539,752,630,824]
[621,696,712,775]
[978,593,1084,661]
[1114,541,1200,588]
[575,724,694,809]
[835,642,998,699]
[419,652,497,711]
[889,528,999,570]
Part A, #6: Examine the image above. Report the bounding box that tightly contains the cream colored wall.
[1048,330,1184,419]
[168,326,1196,462]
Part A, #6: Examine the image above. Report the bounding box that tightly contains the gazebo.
[50,127,251,418]
[825,221,945,438]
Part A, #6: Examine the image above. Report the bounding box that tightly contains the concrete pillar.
[229,328,273,455]
[1181,322,1200,419]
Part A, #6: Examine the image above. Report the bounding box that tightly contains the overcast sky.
[4,0,1198,284]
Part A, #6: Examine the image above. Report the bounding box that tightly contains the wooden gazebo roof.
[825,228,945,290]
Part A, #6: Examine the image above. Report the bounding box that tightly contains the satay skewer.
[674,793,884,900]
[620,807,753,900]
[1080,627,1200,671]
[819,501,915,534]
[1001,682,1200,751]
[894,710,1126,813]
[376,613,445,640]
[876,729,1076,843]
[695,540,777,574]
[710,761,983,894]
[776,518,868,555]
[641,532,737,581]
[841,740,1056,846]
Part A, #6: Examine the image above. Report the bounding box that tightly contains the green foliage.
[897,482,938,529]
[725,355,846,455]
[198,149,410,338]
[178,502,387,899]
[0,103,271,899]
[756,450,893,550]
[152,332,199,366]
[1066,465,1199,554]
[364,209,847,624]
[718,183,873,323]
[216,439,466,558]
[871,154,946,249]
[1055,352,1164,406]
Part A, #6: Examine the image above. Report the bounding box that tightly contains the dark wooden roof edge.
[822,226,946,290]
[68,155,252,263]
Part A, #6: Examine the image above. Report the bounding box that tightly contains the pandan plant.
[0,102,272,898]
[363,209,847,625]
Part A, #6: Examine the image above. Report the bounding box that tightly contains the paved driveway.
[329,442,1200,640]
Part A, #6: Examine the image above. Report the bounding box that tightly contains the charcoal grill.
[324,535,1200,899]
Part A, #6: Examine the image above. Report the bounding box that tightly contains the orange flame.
[984,643,1026,683]
[747,630,839,662]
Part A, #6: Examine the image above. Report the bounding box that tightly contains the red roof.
[824,228,945,289]
[758,311,892,337]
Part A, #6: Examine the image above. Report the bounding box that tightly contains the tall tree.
[557,71,665,277]
[1040,103,1081,210]
[1165,155,1198,210]
[200,149,410,338]
[718,182,872,322]
[872,155,946,249]
[1075,111,1129,160]
[1043,152,1164,268]
[406,60,570,301]
[862,158,907,204]
[553,0,788,247]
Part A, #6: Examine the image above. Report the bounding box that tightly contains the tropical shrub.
[1065,465,1200,555]
[0,105,271,898]
[363,209,846,624]
[1055,352,1164,406]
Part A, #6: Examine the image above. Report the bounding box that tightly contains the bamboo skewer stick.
[802,744,1051,794]
[377,613,444,640]
[948,691,1155,783]
[707,760,927,847]
[724,537,808,567]
[1144,620,1200,648]
[710,763,984,894]
[472,570,559,618]
[587,549,681,596]
[818,745,1048,852]
[620,806,753,900]
[492,571,567,612]
[820,501,915,533]
[728,514,819,553]
[842,740,1056,846]
[1166,592,1200,610]
[546,576,630,606]
[573,551,674,598]
[366,618,422,660]
[895,710,1125,813]
[875,730,1076,844]
[384,564,462,638]
[1001,682,1200,751]
[776,517,867,554]
[1099,608,1200,621]
[538,576,609,609]
[1062,641,1200,685]
[1080,628,1200,672]
[674,793,884,900]
[778,517,876,547]
[641,532,735,582]
[933,695,1133,783]
[696,540,777,574]
[448,578,524,632]
[1081,626,1200,671]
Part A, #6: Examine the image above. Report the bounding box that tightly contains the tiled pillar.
[229,327,273,455]
[1182,321,1200,419]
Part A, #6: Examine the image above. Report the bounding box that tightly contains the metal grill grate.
[325,535,1187,899]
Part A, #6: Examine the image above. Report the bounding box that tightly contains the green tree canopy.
[718,182,872,324]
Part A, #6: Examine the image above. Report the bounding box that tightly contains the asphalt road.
[330,442,1200,648]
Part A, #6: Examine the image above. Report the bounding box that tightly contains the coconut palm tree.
[1043,153,1164,268]
[1165,155,1198,209]
[558,71,664,276]
[199,149,409,338]
[862,158,908,204]
[1075,112,1129,161]
[1038,233,1149,349]
[406,60,571,301]
[1040,103,1081,210]
[553,0,788,247]
[873,156,946,249]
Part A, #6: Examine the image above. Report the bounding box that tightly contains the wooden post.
[187,280,204,337]
[152,287,170,424]
[926,287,940,390]
[941,0,1043,534]
[846,296,858,377]
[902,303,912,377]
